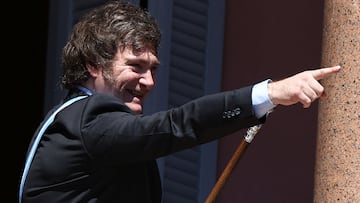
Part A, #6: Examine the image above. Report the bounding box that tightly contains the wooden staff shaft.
[204,139,249,203]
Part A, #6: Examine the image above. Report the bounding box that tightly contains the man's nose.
[139,69,155,88]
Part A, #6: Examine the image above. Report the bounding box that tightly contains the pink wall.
[217,0,325,202]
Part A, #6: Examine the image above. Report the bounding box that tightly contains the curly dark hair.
[61,1,161,89]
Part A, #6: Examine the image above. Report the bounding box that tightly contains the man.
[19,1,341,202]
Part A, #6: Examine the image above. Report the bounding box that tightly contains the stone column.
[314,0,360,202]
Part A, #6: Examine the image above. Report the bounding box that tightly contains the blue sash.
[19,95,88,203]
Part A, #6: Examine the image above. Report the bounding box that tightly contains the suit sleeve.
[77,85,264,164]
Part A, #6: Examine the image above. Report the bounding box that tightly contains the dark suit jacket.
[22,86,264,203]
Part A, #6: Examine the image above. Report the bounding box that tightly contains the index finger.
[312,65,341,80]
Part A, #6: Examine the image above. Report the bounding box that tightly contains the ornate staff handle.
[204,124,263,203]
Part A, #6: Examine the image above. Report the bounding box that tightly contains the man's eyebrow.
[127,57,160,67]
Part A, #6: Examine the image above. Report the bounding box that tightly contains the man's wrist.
[252,79,277,118]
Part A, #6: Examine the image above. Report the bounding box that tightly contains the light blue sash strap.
[19,95,88,203]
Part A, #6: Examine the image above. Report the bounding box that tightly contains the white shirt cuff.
[252,79,276,118]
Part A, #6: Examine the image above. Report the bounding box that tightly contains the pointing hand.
[267,65,341,108]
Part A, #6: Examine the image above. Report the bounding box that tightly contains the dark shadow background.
[6,1,49,202]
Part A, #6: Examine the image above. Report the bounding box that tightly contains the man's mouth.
[130,90,144,100]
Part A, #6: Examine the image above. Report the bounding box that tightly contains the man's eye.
[130,63,157,74]
[130,64,143,71]
[131,64,141,68]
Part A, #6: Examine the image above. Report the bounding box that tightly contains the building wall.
[217,0,325,202]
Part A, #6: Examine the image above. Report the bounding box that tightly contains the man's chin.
[126,102,142,114]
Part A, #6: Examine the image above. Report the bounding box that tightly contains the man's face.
[94,47,160,114]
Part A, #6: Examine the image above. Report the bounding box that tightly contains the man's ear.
[86,64,100,77]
